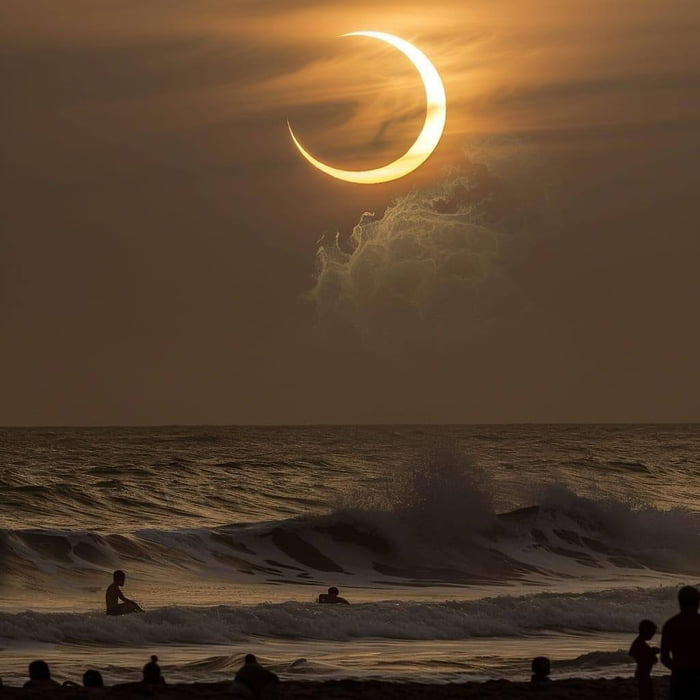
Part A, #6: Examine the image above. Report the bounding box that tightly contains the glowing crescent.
[288,31,446,184]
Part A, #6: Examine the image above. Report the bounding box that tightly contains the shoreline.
[0,677,670,699]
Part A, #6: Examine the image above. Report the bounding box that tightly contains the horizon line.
[2,421,700,429]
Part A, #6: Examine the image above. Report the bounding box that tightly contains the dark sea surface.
[1,425,699,683]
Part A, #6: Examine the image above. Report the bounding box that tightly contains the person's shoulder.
[662,613,683,632]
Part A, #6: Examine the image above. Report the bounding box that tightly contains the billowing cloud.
[308,146,549,350]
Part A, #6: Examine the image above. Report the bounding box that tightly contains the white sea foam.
[0,586,689,646]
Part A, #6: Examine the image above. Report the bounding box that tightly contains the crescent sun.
[288,31,446,185]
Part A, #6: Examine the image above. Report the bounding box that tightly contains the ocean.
[1,425,699,685]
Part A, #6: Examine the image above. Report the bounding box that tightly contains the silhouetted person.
[23,660,60,689]
[530,656,551,687]
[231,654,279,699]
[630,619,659,700]
[83,669,104,688]
[318,586,349,604]
[142,655,165,685]
[106,570,142,615]
[661,585,700,700]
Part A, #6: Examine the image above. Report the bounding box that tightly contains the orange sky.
[4,0,697,171]
[1,0,699,423]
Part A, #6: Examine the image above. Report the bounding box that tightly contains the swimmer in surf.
[105,570,142,615]
[318,586,349,605]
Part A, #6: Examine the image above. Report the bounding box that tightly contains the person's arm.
[642,644,658,666]
[660,626,674,670]
[118,587,139,606]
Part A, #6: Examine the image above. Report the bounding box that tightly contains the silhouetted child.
[23,660,61,689]
[630,619,659,700]
[231,654,279,699]
[106,570,142,616]
[530,656,551,687]
[142,655,165,685]
[318,586,350,604]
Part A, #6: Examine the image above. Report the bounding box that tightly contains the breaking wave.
[2,446,700,590]
[307,157,540,350]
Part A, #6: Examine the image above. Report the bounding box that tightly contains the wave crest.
[2,447,700,590]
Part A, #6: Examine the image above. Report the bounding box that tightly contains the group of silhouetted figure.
[527,585,700,700]
[629,585,700,700]
[11,654,279,698]
[2,576,699,698]
[102,573,700,700]
[15,657,161,691]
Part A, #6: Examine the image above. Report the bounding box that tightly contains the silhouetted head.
[83,670,104,688]
[28,661,51,681]
[328,587,339,596]
[113,570,125,585]
[531,656,551,677]
[244,654,257,664]
[639,619,657,639]
[678,585,700,612]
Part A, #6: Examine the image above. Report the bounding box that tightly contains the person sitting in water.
[105,570,142,616]
[23,660,61,689]
[142,655,165,685]
[231,654,279,699]
[318,586,349,604]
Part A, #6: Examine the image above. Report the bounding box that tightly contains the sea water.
[1,425,699,684]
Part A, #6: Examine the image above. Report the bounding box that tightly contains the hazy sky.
[1,0,699,424]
